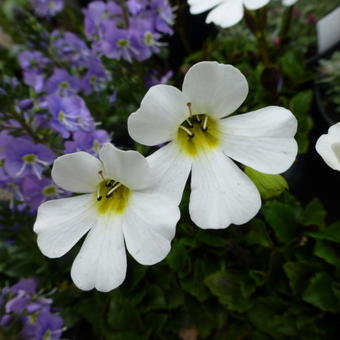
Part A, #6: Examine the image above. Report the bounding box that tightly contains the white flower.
[128,61,297,229]
[187,0,299,28]
[33,143,180,292]
[316,123,340,171]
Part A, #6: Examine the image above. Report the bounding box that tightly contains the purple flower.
[127,0,146,15]
[4,138,55,179]
[151,0,174,34]
[0,131,13,160]
[47,94,94,138]
[22,175,62,210]
[45,68,82,96]
[0,278,64,340]
[18,51,50,72]
[11,279,38,295]
[94,24,139,62]
[83,1,122,40]
[64,129,111,155]
[23,70,45,93]
[30,0,64,17]
[83,0,174,62]
[32,312,64,340]
[81,57,110,94]
[50,31,91,68]
[146,69,173,88]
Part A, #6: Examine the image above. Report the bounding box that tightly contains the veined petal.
[206,0,244,28]
[128,85,189,146]
[52,152,102,193]
[187,0,224,14]
[147,142,192,205]
[189,150,261,229]
[243,0,271,10]
[71,215,126,292]
[316,122,340,171]
[99,143,151,190]
[220,106,298,174]
[34,195,96,258]
[123,192,180,265]
[182,62,248,119]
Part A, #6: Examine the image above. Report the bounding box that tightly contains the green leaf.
[166,242,190,278]
[299,199,326,228]
[290,90,313,116]
[283,262,320,297]
[245,167,288,200]
[180,260,211,302]
[246,219,273,248]
[204,270,263,312]
[305,221,340,244]
[302,272,339,313]
[141,285,167,312]
[314,240,340,266]
[262,200,299,243]
[195,230,226,248]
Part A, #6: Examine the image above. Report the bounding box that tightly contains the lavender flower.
[22,175,62,210]
[0,278,64,340]
[30,0,64,17]
[64,129,111,155]
[145,69,173,88]
[47,94,94,138]
[3,137,55,179]
[45,68,83,96]
[83,0,175,62]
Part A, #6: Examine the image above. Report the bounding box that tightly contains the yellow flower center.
[95,178,131,216]
[176,113,221,157]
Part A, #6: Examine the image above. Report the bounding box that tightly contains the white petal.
[34,195,96,258]
[71,216,126,292]
[282,0,298,6]
[147,142,192,205]
[220,106,298,174]
[206,0,244,28]
[189,150,261,229]
[52,152,102,193]
[123,192,180,265]
[243,0,271,10]
[128,85,188,146]
[182,61,248,119]
[316,123,340,171]
[187,0,224,14]
[99,143,151,190]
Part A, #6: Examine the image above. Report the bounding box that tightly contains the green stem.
[279,5,294,45]
[244,9,270,66]
[255,8,270,66]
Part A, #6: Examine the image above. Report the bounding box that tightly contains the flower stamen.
[186,118,193,128]
[106,183,122,198]
[97,186,102,201]
[179,125,195,138]
[202,115,208,132]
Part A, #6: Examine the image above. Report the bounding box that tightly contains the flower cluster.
[0,278,64,340]
[29,0,64,17]
[83,0,175,62]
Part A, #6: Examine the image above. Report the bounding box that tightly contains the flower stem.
[279,5,294,45]
[244,8,270,66]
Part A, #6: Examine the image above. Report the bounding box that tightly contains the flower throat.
[176,103,221,157]
[95,171,131,215]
